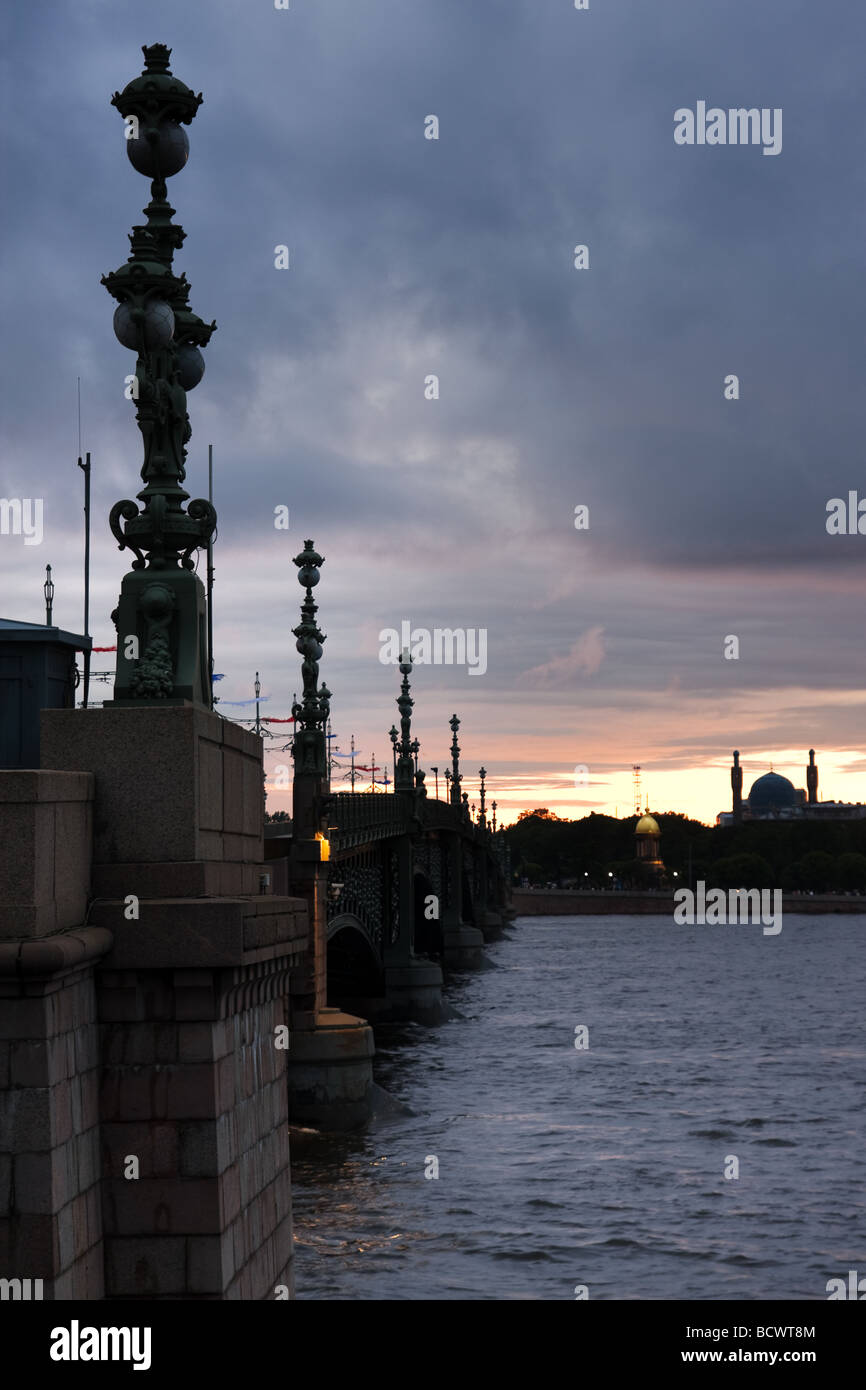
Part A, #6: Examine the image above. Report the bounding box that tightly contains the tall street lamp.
[102,44,216,706]
[44,565,54,626]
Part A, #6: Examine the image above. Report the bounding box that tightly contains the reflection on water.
[291,915,866,1299]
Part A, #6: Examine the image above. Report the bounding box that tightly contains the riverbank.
[511,888,866,915]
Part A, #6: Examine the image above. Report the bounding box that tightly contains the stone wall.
[99,961,293,1299]
[0,930,111,1300]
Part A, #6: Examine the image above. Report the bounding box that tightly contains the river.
[291,913,866,1299]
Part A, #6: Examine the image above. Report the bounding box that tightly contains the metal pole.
[77,451,91,708]
[207,443,214,710]
[254,671,261,736]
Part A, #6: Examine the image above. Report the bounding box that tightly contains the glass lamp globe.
[175,343,205,389]
[126,121,189,178]
[113,300,175,350]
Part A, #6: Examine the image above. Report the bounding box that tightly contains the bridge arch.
[326,913,383,1005]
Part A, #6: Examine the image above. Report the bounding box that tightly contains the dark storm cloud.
[2,0,865,817]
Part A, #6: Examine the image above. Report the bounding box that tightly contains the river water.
[290,914,866,1300]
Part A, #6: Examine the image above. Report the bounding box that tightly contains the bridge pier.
[284,572,377,1130]
[382,827,446,1021]
[287,1008,375,1131]
[442,829,485,967]
[285,859,375,1130]
[19,705,302,1299]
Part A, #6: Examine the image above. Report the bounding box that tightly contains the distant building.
[717,749,866,825]
[634,811,665,876]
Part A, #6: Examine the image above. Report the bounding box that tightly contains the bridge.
[0,45,512,1301]
[249,539,512,1128]
[252,543,511,1135]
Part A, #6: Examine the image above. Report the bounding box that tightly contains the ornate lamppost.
[393,653,417,793]
[389,724,398,789]
[449,714,462,808]
[291,541,331,781]
[103,44,216,705]
[478,767,487,830]
[43,565,54,627]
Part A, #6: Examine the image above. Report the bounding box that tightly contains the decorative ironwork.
[326,850,384,951]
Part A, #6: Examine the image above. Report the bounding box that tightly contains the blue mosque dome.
[747,771,797,813]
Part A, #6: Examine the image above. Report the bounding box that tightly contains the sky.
[2,0,866,826]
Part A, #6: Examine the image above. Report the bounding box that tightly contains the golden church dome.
[635,814,660,835]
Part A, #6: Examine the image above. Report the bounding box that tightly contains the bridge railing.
[322,791,411,853]
[322,789,503,855]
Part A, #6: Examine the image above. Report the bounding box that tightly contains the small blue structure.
[0,618,91,768]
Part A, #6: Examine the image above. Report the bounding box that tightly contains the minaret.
[731,750,743,822]
[807,748,819,805]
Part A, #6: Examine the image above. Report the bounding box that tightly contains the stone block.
[52,1079,73,1145]
[90,900,247,971]
[165,1065,219,1119]
[0,770,93,939]
[0,1211,59,1273]
[80,1072,100,1132]
[178,1121,222,1179]
[9,1039,50,1087]
[0,996,46,1041]
[0,1087,52,1149]
[12,1151,55,1215]
[218,1163,241,1225]
[104,1235,187,1298]
[176,1021,217,1064]
[102,1120,178,1179]
[41,706,263,866]
[91,859,263,900]
[103,1178,221,1237]
[186,1235,224,1294]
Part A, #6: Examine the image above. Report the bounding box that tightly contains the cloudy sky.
[2,0,865,825]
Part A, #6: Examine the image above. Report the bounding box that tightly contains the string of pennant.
[218,694,271,707]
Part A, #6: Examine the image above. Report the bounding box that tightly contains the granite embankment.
[511,889,866,915]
